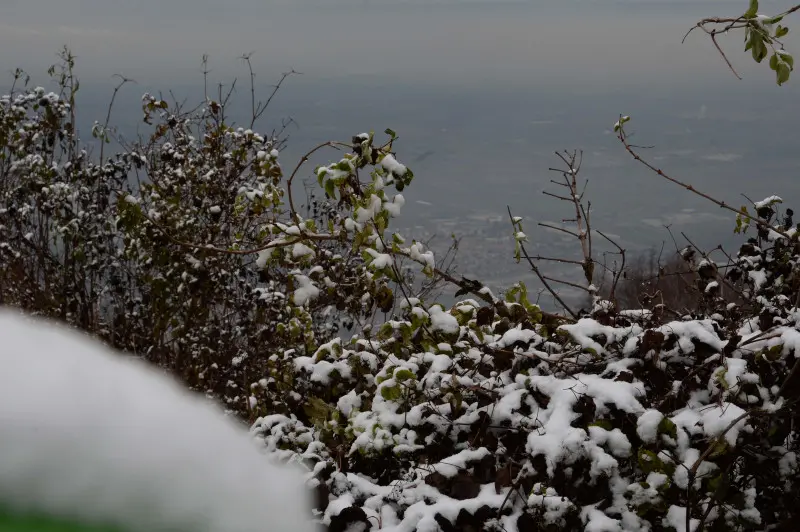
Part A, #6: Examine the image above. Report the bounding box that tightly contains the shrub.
[251,194,800,530]
[2,1,800,530]
[0,49,449,421]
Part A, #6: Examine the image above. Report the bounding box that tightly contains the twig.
[510,207,578,319]
[617,123,792,240]
[99,74,134,164]
[541,275,593,294]
[685,4,800,80]
[596,229,626,302]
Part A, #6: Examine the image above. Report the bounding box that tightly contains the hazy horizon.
[2,0,799,302]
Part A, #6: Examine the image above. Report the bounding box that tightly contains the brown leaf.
[639,330,665,356]
[494,465,513,493]
[476,306,494,327]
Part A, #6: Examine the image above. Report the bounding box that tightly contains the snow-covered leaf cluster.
[250,269,800,531]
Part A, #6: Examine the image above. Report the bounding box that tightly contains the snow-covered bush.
[0,50,444,420]
[250,239,800,530]
[4,15,800,530]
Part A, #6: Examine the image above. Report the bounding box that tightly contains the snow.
[365,248,393,270]
[383,194,406,217]
[255,250,269,269]
[663,505,698,532]
[778,451,797,478]
[699,403,748,446]
[560,318,640,356]
[291,273,320,306]
[582,507,623,531]
[337,390,362,417]
[619,309,652,319]
[636,410,664,443]
[429,305,459,334]
[588,426,632,457]
[355,194,384,224]
[748,269,768,290]
[523,374,643,478]
[380,154,407,177]
[429,448,491,478]
[753,195,782,209]
[0,309,315,532]
[408,242,435,269]
[292,242,316,260]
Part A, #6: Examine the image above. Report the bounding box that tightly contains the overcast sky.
[0,0,771,89]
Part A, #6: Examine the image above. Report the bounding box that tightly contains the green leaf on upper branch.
[744,0,758,19]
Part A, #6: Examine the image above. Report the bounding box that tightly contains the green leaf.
[384,128,397,138]
[777,60,791,85]
[589,419,613,431]
[658,417,678,439]
[770,53,780,71]
[380,384,403,401]
[708,440,729,458]
[775,25,790,38]
[751,35,768,63]
[637,448,666,474]
[303,396,333,427]
[744,0,758,19]
[613,115,631,132]
[708,472,731,502]
[377,322,395,341]
[325,178,336,199]
[394,368,416,382]
[765,344,784,361]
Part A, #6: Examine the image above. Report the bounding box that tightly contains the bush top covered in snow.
[251,223,800,531]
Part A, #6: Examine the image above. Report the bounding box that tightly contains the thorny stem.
[617,123,793,241]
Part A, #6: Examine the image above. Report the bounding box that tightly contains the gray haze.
[0,0,769,86]
[2,0,799,303]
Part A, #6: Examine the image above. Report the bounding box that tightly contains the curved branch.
[616,123,792,241]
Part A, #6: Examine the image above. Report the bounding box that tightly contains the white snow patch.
[0,309,315,532]
[429,306,459,335]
